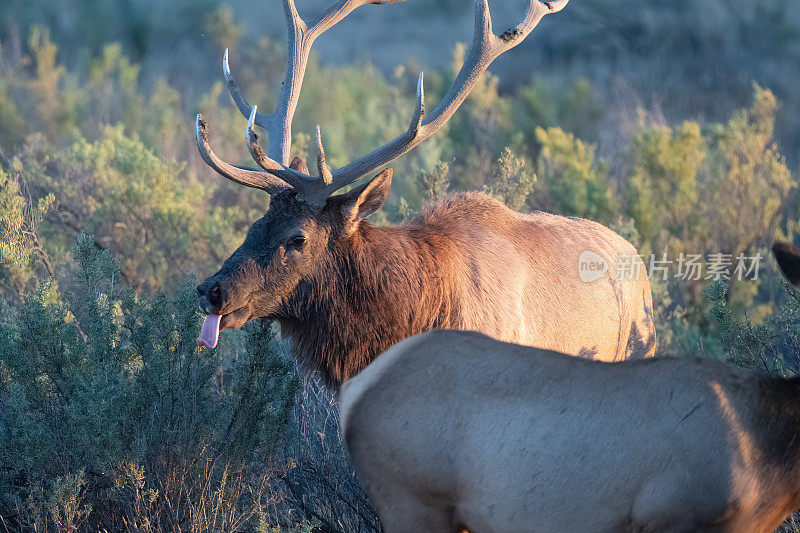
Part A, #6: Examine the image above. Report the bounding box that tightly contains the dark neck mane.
[280,221,455,389]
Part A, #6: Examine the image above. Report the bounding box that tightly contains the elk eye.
[289,235,307,247]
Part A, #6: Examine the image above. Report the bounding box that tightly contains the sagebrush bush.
[0,234,302,531]
[707,278,800,376]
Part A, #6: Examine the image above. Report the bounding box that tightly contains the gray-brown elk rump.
[194,0,655,389]
[340,242,800,533]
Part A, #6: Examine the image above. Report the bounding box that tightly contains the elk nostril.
[208,285,222,307]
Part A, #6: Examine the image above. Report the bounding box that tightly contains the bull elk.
[195,0,656,389]
[341,243,800,532]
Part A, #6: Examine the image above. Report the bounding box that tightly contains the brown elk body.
[203,187,655,388]
[340,243,800,532]
[195,0,655,388]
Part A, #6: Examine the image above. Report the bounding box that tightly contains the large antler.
[197,0,569,204]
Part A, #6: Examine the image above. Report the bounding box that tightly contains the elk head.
[195,0,570,348]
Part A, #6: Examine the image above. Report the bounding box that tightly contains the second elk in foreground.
[341,243,800,533]
[195,0,656,390]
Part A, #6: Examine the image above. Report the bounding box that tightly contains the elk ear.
[340,168,392,223]
[773,242,800,287]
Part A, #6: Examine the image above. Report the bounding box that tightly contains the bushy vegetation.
[707,279,800,376]
[1,0,800,530]
[0,234,303,530]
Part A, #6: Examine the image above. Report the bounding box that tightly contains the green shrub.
[707,279,800,376]
[534,127,615,223]
[0,234,299,531]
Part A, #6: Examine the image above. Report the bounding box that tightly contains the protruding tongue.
[197,314,221,348]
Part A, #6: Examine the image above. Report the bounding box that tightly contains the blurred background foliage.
[1,0,800,530]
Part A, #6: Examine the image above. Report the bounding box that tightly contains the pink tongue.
[197,314,221,348]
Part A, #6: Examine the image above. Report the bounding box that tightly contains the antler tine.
[543,0,570,13]
[325,0,569,192]
[475,0,493,41]
[196,115,288,194]
[409,71,425,134]
[316,125,334,186]
[244,106,320,192]
[494,0,568,53]
[245,105,284,174]
[223,49,270,131]
[306,0,406,38]
[283,0,306,31]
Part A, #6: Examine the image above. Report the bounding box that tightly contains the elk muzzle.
[196,279,254,348]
